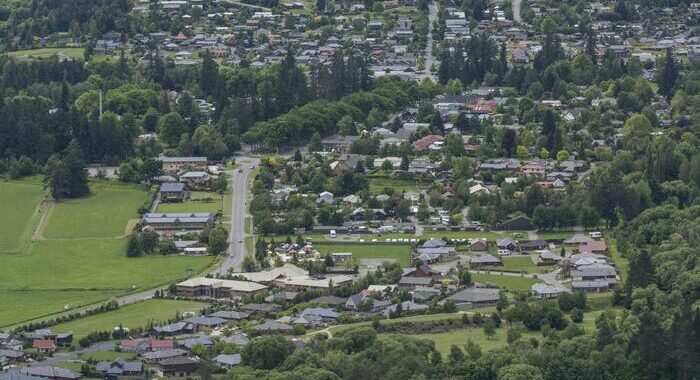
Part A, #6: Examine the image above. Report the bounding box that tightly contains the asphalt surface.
[512,0,522,23]
[215,157,260,276]
[422,1,439,81]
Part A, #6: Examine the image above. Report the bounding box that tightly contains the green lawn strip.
[0,180,45,252]
[6,47,85,59]
[0,290,122,328]
[485,256,552,274]
[607,239,628,282]
[314,243,412,267]
[78,351,138,362]
[470,273,542,292]
[1,239,213,292]
[51,300,205,339]
[43,181,148,239]
[157,198,222,214]
[536,230,577,240]
[368,177,419,194]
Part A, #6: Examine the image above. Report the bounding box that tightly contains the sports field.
[51,300,205,339]
[0,180,213,327]
[0,180,44,251]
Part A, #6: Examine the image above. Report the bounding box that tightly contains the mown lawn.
[314,243,412,267]
[157,194,223,214]
[51,300,205,339]
[1,239,213,292]
[608,239,628,282]
[486,256,551,274]
[0,180,44,252]
[470,273,542,292]
[78,350,138,361]
[43,181,148,239]
[6,47,85,59]
[368,177,419,194]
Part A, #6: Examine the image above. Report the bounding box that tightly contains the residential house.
[152,322,193,337]
[412,135,444,150]
[496,238,519,252]
[408,264,441,277]
[19,367,81,380]
[208,311,250,321]
[316,191,334,205]
[469,238,488,251]
[178,337,213,350]
[531,283,567,299]
[0,350,25,365]
[311,295,347,307]
[160,183,186,202]
[398,276,434,290]
[32,339,55,354]
[520,240,548,252]
[213,354,241,369]
[179,171,211,188]
[156,356,199,377]
[496,215,533,230]
[537,250,563,265]
[468,253,502,267]
[447,287,500,307]
[579,239,608,254]
[383,300,429,317]
[181,316,227,333]
[141,349,188,363]
[253,320,293,333]
[95,358,143,378]
[520,161,546,177]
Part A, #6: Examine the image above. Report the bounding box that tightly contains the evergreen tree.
[657,48,678,98]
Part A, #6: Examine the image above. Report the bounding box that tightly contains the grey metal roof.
[447,288,500,303]
[214,354,241,367]
[96,358,142,374]
[158,156,207,163]
[209,311,250,320]
[254,320,293,331]
[160,183,185,192]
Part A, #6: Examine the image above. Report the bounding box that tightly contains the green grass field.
[6,47,85,59]
[0,290,122,328]
[51,300,205,339]
[79,350,138,362]
[368,177,419,195]
[486,256,550,274]
[0,180,45,252]
[1,239,211,292]
[390,326,542,354]
[470,273,542,292]
[43,182,147,239]
[315,243,412,266]
[0,180,214,327]
[608,239,628,282]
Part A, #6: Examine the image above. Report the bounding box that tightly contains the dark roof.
[161,182,186,192]
[96,359,142,374]
[213,354,241,367]
[209,311,250,320]
[158,356,199,366]
[312,295,347,305]
[447,288,500,303]
[254,320,293,331]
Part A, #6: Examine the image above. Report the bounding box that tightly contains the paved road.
[512,0,522,23]
[420,1,439,81]
[215,157,260,276]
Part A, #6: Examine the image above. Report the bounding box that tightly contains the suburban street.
[512,0,522,23]
[215,156,260,276]
[422,1,439,81]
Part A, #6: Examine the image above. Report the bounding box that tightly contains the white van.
[589,231,602,239]
[330,230,336,238]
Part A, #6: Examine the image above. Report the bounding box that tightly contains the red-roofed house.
[33,339,56,353]
[149,339,174,351]
[580,239,608,254]
[412,135,444,151]
[468,102,497,114]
